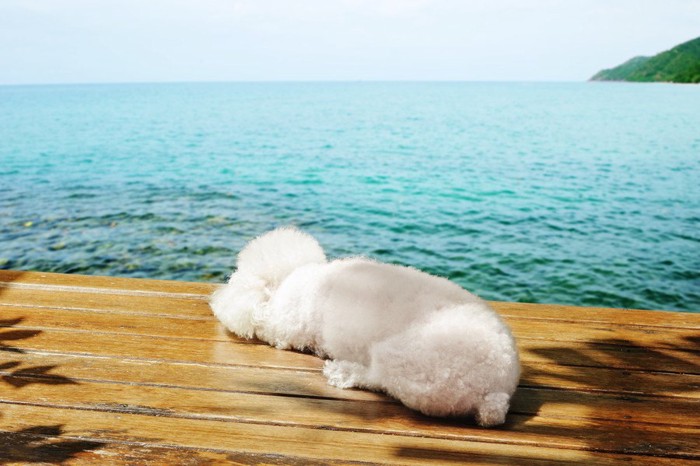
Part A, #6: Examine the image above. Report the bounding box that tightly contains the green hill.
[591,36,700,83]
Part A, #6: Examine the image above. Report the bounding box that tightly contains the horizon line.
[0,78,594,87]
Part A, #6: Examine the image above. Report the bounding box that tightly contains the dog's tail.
[210,227,327,338]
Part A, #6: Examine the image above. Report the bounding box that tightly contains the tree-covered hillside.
[591,36,700,83]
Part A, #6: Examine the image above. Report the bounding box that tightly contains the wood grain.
[4,321,698,377]
[0,269,216,296]
[3,301,699,353]
[0,404,693,465]
[1,270,699,464]
[1,367,698,455]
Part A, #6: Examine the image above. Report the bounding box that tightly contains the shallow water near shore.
[0,82,698,311]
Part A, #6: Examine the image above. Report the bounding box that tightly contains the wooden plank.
[3,350,697,406]
[3,294,700,353]
[3,270,700,464]
[1,305,220,341]
[494,301,700,330]
[507,318,700,350]
[521,339,700,375]
[0,429,239,465]
[2,354,700,435]
[0,269,216,296]
[2,351,698,439]
[0,287,212,317]
[0,352,384,402]
[3,270,699,330]
[4,321,699,377]
[520,363,700,399]
[3,303,699,357]
[1,326,322,371]
[2,338,698,454]
[0,404,692,465]
[1,364,697,434]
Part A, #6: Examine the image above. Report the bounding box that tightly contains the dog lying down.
[210,227,520,427]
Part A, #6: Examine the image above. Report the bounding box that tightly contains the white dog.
[210,227,520,427]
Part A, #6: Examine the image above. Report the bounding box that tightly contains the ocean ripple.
[1,82,699,312]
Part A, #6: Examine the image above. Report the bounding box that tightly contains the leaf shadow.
[0,425,103,464]
[525,337,700,397]
[511,335,700,458]
[1,317,79,388]
[2,365,80,388]
[0,323,42,354]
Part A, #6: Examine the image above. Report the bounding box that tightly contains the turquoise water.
[1,82,698,311]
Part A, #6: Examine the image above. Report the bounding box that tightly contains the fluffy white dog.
[210,227,520,427]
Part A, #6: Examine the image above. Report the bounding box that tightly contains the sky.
[1,0,699,85]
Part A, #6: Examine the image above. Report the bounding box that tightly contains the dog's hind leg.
[323,359,377,390]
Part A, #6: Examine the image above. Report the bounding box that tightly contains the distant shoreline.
[590,36,700,84]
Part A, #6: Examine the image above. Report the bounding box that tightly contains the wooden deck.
[0,270,698,465]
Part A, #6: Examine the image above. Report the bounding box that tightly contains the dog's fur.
[210,227,520,427]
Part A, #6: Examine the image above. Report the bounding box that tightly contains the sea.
[0,82,698,312]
